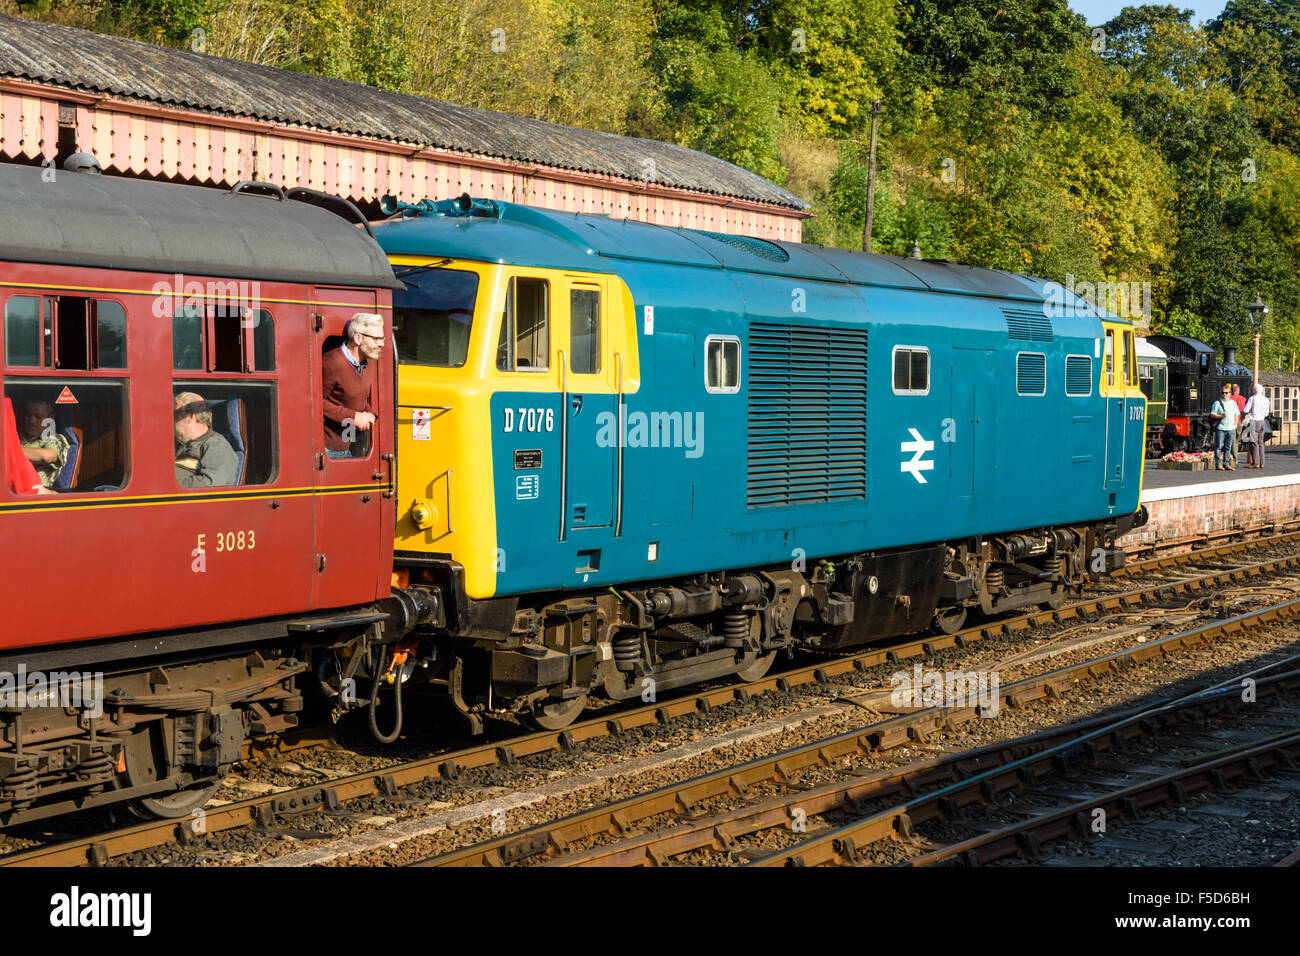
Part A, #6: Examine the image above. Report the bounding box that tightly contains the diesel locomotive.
[0,162,1147,825]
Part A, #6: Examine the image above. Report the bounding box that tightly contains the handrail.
[614,351,624,538]
[558,350,568,543]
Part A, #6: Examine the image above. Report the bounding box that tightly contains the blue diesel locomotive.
[372,196,1148,731]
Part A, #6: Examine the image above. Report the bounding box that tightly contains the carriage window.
[5,295,127,370]
[496,276,549,372]
[892,346,929,395]
[393,267,479,368]
[174,303,274,373]
[705,336,740,393]
[173,381,278,488]
[3,378,129,494]
[570,287,601,374]
[4,296,40,367]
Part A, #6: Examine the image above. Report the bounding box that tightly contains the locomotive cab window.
[892,346,929,395]
[392,267,479,368]
[570,286,601,375]
[496,276,550,372]
[705,336,740,393]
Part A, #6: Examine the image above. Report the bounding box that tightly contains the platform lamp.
[1246,295,1269,384]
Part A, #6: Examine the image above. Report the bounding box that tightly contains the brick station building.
[0,13,807,239]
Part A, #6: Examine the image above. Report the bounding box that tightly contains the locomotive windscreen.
[392,268,480,368]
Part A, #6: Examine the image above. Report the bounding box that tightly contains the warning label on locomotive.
[514,449,543,470]
[411,408,431,441]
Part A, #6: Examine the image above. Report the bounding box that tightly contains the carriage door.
[311,287,393,608]
[562,277,615,534]
[1101,326,1125,495]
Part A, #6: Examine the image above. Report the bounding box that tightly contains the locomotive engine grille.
[747,323,869,508]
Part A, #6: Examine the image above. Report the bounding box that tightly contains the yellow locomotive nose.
[409,499,438,530]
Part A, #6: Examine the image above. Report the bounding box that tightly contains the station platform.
[1123,447,1300,549]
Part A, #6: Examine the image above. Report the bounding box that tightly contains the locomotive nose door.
[1101,325,1126,495]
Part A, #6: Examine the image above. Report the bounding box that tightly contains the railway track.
[5,529,1300,867]
[416,599,1300,867]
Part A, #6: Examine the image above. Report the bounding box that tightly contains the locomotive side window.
[570,286,601,375]
[1016,352,1047,396]
[1104,331,1115,386]
[1123,331,1137,386]
[705,336,740,393]
[496,276,550,372]
[393,267,479,368]
[892,346,929,395]
[1065,355,1093,397]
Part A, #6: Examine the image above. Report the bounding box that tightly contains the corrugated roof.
[0,13,807,211]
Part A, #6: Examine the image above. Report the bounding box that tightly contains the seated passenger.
[174,392,238,488]
[4,397,51,495]
[322,313,382,459]
[20,399,69,490]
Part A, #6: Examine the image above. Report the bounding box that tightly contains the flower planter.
[1157,460,1207,471]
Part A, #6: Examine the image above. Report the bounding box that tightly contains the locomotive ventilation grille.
[1002,308,1054,342]
[747,323,869,508]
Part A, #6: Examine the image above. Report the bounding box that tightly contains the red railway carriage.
[0,162,402,822]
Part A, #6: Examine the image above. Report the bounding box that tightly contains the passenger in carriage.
[20,399,69,490]
[322,312,383,460]
[174,391,238,488]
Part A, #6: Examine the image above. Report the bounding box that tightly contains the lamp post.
[1246,295,1269,385]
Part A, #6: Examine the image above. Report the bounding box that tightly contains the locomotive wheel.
[527,693,588,731]
[130,779,225,820]
[733,651,776,683]
[931,605,968,635]
[119,721,225,820]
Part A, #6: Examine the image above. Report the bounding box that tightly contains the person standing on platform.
[1243,384,1272,469]
[1231,384,1249,466]
[1211,385,1240,470]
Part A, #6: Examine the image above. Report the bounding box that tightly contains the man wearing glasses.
[323,312,384,460]
[1209,385,1240,471]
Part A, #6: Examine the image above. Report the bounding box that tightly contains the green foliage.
[11,0,1300,367]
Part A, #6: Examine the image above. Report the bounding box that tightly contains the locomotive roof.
[0,14,805,212]
[1146,334,1213,355]
[0,164,401,288]
[375,200,1116,313]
